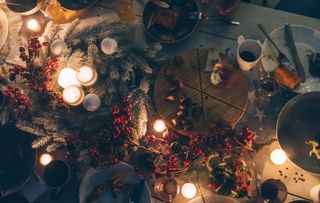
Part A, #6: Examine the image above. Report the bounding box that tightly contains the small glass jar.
[37,0,82,24]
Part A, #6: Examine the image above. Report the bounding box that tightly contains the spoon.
[150,0,169,8]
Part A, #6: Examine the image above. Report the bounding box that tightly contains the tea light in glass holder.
[26,18,44,36]
[82,94,101,112]
[270,149,287,165]
[153,119,166,132]
[62,85,84,106]
[58,68,80,88]
[39,153,53,166]
[50,39,67,56]
[76,66,98,86]
[101,38,118,55]
[181,183,197,199]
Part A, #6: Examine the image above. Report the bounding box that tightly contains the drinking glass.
[114,0,136,23]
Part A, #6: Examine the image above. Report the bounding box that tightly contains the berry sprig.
[3,85,30,116]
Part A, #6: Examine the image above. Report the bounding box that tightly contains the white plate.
[0,8,8,50]
[79,162,151,203]
[261,25,320,93]
[188,194,240,203]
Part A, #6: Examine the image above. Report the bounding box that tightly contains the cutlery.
[258,24,295,72]
[150,0,170,8]
[187,12,240,25]
[284,24,306,81]
[130,179,145,203]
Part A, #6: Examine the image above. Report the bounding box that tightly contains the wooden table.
[1,0,320,202]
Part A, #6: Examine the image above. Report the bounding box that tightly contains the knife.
[130,179,145,203]
[284,24,306,81]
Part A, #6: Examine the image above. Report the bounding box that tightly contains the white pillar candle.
[181,183,197,199]
[63,85,84,106]
[58,68,80,88]
[153,119,166,132]
[82,94,101,112]
[76,66,98,86]
[39,153,53,166]
[270,149,287,165]
[50,39,67,56]
[101,38,118,55]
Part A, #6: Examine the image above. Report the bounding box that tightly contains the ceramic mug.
[43,160,71,200]
[237,35,262,71]
[310,184,320,203]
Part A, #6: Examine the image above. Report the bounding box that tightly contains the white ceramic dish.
[0,7,8,50]
[79,162,151,203]
[261,25,320,93]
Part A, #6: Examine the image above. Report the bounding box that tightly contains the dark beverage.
[6,0,38,13]
[261,80,276,93]
[240,51,256,62]
[44,160,70,188]
[261,181,278,200]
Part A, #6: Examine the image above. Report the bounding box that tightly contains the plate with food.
[0,8,8,50]
[79,162,151,203]
[261,25,320,93]
[277,92,320,174]
[142,0,199,43]
[205,151,256,199]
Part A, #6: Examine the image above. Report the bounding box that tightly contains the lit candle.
[153,119,166,132]
[270,149,287,165]
[27,18,41,33]
[101,38,118,55]
[58,68,80,88]
[181,183,197,199]
[39,153,53,166]
[82,94,101,112]
[76,66,98,86]
[50,39,67,56]
[63,85,84,106]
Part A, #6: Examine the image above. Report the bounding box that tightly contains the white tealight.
[82,94,101,112]
[27,19,41,32]
[181,183,197,199]
[39,153,53,166]
[153,119,166,132]
[76,66,98,86]
[63,85,84,106]
[50,39,67,56]
[270,149,287,165]
[101,38,118,55]
[58,68,80,88]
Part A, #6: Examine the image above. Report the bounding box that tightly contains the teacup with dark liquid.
[237,35,262,71]
[43,160,70,188]
[261,179,287,203]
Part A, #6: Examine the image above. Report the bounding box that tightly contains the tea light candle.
[82,94,101,112]
[50,39,67,56]
[101,38,118,55]
[63,85,84,106]
[76,66,98,86]
[58,68,80,88]
[40,153,53,166]
[270,149,287,165]
[26,18,43,36]
[153,119,166,132]
[181,183,197,199]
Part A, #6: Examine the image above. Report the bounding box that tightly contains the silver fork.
[186,12,240,25]
[258,24,295,72]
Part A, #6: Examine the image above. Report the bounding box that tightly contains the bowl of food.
[277,92,320,174]
[142,0,199,43]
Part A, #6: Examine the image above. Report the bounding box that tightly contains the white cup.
[310,184,320,203]
[237,35,262,71]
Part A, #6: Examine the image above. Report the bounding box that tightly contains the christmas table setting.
[0,0,320,203]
